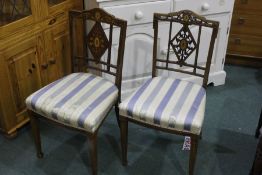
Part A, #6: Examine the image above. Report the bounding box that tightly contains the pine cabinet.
[0,0,82,138]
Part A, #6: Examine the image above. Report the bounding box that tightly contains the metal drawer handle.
[202,3,210,11]
[238,17,245,25]
[135,11,144,20]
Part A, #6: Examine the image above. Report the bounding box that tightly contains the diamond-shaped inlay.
[170,26,197,64]
[87,22,109,63]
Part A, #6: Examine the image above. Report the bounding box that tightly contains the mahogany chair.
[25,8,127,175]
[119,10,219,175]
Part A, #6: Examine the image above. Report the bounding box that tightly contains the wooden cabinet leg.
[4,131,18,139]
[28,110,43,158]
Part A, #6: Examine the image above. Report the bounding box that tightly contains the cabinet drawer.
[230,13,262,37]
[173,0,234,16]
[234,0,262,16]
[103,0,171,26]
[227,34,262,57]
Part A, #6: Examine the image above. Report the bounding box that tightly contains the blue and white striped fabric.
[119,77,206,135]
[26,73,118,133]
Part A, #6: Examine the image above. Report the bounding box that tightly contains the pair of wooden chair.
[25,8,219,175]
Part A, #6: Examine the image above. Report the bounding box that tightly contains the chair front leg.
[189,135,199,175]
[120,117,128,166]
[88,133,98,175]
[28,110,43,158]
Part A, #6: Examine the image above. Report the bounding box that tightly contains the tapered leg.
[199,131,202,140]
[88,133,98,175]
[115,105,120,128]
[120,117,128,166]
[189,136,199,175]
[28,110,43,158]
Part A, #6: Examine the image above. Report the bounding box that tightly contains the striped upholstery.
[26,73,118,133]
[119,77,206,135]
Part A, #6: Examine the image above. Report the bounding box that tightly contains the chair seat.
[26,73,118,133]
[119,77,206,135]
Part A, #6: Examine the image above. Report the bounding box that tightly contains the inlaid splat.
[170,26,197,65]
[86,22,109,64]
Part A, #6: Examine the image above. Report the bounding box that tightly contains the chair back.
[69,8,127,97]
[152,10,219,88]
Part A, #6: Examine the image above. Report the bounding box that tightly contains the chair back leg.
[120,117,128,166]
[88,133,98,175]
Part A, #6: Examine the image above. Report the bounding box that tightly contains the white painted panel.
[103,0,171,26]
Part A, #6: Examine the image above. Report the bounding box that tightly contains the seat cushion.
[119,77,206,135]
[26,73,118,133]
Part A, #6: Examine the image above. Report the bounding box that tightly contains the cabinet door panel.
[6,38,41,113]
[208,14,230,72]
[52,22,71,76]
[42,28,58,85]
[123,33,153,80]
[101,26,155,99]
[42,21,71,85]
[104,25,163,99]
[120,27,155,99]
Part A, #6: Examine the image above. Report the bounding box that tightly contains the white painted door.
[121,25,155,99]
[101,25,156,100]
